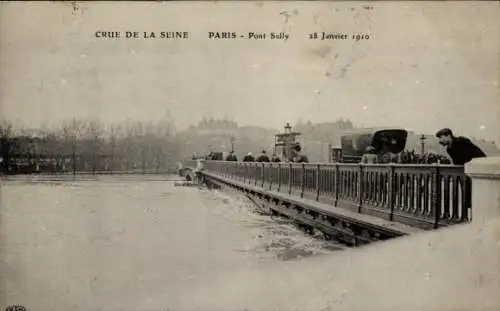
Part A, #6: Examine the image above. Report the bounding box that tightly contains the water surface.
[0,175,341,310]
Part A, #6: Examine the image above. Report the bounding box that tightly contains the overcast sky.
[1,2,498,142]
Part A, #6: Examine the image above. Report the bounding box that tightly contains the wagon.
[335,128,409,163]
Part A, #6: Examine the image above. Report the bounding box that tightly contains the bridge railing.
[196,160,470,230]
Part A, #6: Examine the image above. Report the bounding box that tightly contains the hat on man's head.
[435,128,453,138]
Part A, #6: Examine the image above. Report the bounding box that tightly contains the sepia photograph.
[1,1,499,311]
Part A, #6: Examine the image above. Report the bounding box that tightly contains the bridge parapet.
[465,156,500,224]
[193,161,469,230]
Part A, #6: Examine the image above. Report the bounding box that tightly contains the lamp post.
[284,122,291,134]
[230,136,235,153]
[284,123,292,161]
[420,134,426,155]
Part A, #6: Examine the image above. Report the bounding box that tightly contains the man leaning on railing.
[436,128,486,165]
[436,128,487,214]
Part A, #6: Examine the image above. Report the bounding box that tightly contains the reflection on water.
[0,174,342,310]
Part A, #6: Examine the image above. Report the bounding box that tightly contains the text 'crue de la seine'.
[94,31,190,39]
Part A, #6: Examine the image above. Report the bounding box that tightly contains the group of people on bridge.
[196,143,309,164]
[362,148,452,165]
[361,128,487,166]
[193,128,487,167]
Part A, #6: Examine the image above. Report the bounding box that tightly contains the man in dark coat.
[242,152,255,162]
[436,128,486,211]
[435,128,486,165]
[291,144,309,163]
[225,151,238,161]
[271,153,281,162]
[256,150,270,162]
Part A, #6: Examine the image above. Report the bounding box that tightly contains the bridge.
[179,156,500,310]
[180,160,471,246]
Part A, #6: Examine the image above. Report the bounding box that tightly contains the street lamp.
[230,136,235,153]
[284,122,291,134]
[420,134,426,155]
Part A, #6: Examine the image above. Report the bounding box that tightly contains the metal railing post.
[300,163,305,198]
[315,164,321,201]
[432,165,442,229]
[388,164,395,221]
[261,163,265,188]
[289,163,293,195]
[254,163,258,186]
[277,163,281,192]
[334,164,340,206]
[358,164,363,213]
[269,164,273,191]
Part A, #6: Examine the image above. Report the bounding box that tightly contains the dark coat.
[271,156,281,162]
[225,154,238,161]
[293,154,309,163]
[446,137,486,165]
[242,155,255,162]
[256,154,270,162]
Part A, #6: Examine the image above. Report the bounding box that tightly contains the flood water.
[0,175,342,311]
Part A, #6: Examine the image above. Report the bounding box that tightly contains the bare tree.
[0,118,13,139]
[59,118,86,174]
[0,119,14,172]
[2,116,182,175]
[85,119,103,175]
[107,124,119,172]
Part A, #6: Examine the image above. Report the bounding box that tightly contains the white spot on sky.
[131,49,136,54]
[479,125,486,130]
[80,54,86,58]
[362,106,368,110]
[252,64,259,69]
[415,80,421,84]
[388,81,393,86]
[494,81,498,87]
[315,89,321,95]
[61,79,67,86]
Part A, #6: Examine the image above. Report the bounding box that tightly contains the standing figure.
[291,144,309,163]
[360,146,378,164]
[256,150,270,162]
[271,153,281,162]
[243,152,255,162]
[225,151,238,161]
